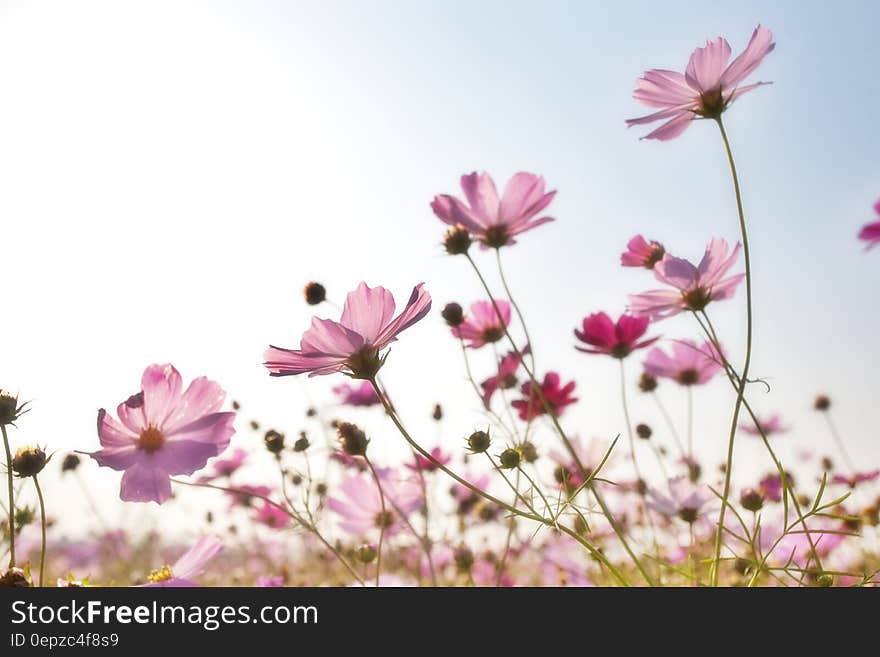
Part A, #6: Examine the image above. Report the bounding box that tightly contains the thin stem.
[711,116,754,587]
[1,425,14,567]
[619,360,644,485]
[33,475,47,586]
[363,456,387,587]
[686,386,694,460]
[651,391,687,458]
[496,248,535,371]
[496,468,520,586]
[823,412,856,474]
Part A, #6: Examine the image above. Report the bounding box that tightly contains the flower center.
[482,225,509,249]
[374,511,395,529]
[147,565,173,583]
[138,425,165,454]
[677,369,699,385]
[682,287,712,311]
[644,244,665,269]
[697,87,725,118]
[345,347,383,380]
[678,507,699,524]
[481,327,504,344]
[610,343,631,359]
[500,373,518,389]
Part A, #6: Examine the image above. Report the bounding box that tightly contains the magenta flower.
[831,470,880,489]
[621,235,665,269]
[264,282,431,379]
[858,200,880,250]
[739,413,789,437]
[255,501,290,529]
[549,436,614,490]
[643,340,722,386]
[480,346,529,408]
[452,300,511,349]
[199,447,247,483]
[758,473,784,503]
[225,484,271,509]
[627,25,775,140]
[629,238,745,319]
[332,381,381,407]
[574,312,658,359]
[143,536,223,587]
[511,372,578,421]
[405,447,452,473]
[328,472,421,537]
[646,477,713,523]
[431,171,556,248]
[87,364,236,504]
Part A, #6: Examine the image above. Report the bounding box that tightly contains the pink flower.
[199,447,247,483]
[480,346,529,408]
[257,575,285,587]
[758,473,784,502]
[831,470,880,489]
[255,501,290,529]
[621,235,665,269]
[628,238,745,320]
[431,171,556,248]
[646,477,713,523]
[332,381,381,407]
[225,484,271,509]
[405,447,451,473]
[87,364,236,504]
[549,436,615,490]
[328,472,421,537]
[643,340,722,386]
[264,282,432,379]
[143,536,223,587]
[739,413,789,437]
[451,471,492,505]
[858,200,880,250]
[627,25,775,140]
[511,372,578,421]
[452,300,511,349]
[574,312,658,359]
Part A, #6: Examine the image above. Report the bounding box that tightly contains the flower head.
[646,477,713,523]
[627,25,775,140]
[629,238,744,320]
[327,472,421,537]
[143,536,223,587]
[643,340,722,386]
[405,447,451,473]
[264,282,431,379]
[621,235,665,268]
[12,446,48,478]
[87,364,236,504]
[511,372,578,421]
[480,346,528,408]
[452,300,511,349]
[431,172,556,248]
[858,199,880,250]
[574,312,657,359]
[739,413,789,437]
[332,381,380,407]
[831,470,880,489]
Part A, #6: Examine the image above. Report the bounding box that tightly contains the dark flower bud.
[231,400,241,411]
[337,422,368,456]
[432,404,443,421]
[740,488,764,512]
[291,474,303,486]
[861,505,879,527]
[498,448,521,469]
[443,225,472,255]
[687,461,702,483]
[635,478,648,496]
[12,446,47,478]
[734,558,752,576]
[61,453,81,473]
[249,420,260,431]
[205,511,214,524]
[638,372,657,393]
[454,546,474,572]
[306,407,317,418]
[813,394,831,411]
[263,429,285,455]
[356,544,377,564]
[0,391,22,426]
[797,494,811,508]
[635,423,652,440]
[573,514,589,535]
[821,456,833,472]
[466,430,491,454]
[315,482,328,497]
[0,567,30,587]
[303,281,326,306]
[441,302,465,328]
[293,434,310,452]
[520,440,538,463]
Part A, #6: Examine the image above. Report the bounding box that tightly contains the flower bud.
[61,453,81,473]
[520,440,538,463]
[466,430,491,454]
[441,302,465,327]
[0,391,21,426]
[356,544,377,564]
[315,483,328,497]
[740,488,764,512]
[454,546,474,572]
[635,423,652,440]
[303,281,326,306]
[443,225,472,255]
[263,429,285,455]
[337,422,368,456]
[293,434,310,452]
[813,394,831,411]
[291,474,303,486]
[12,446,47,478]
[0,567,30,588]
[638,372,657,393]
[432,404,443,421]
[498,448,521,469]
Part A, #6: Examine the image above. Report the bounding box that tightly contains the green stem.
[363,456,387,588]
[34,475,46,587]
[651,391,687,458]
[823,412,856,474]
[1,425,14,567]
[495,248,536,371]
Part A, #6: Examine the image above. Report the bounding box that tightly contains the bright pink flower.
[431,171,556,248]
[225,484,271,509]
[831,470,880,488]
[332,381,381,407]
[574,312,658,359]
[858,200,880,250]
[264,282,431,379]
[629,238,745,319]
[627,25,775,140]
[643,340,722,386]
[405,447,451,473]
[740,413,789,437]
[480,346,529,408]
[87,364,236,505]
[327,472,421,537]
[255,501,290,529]
[758,473,784,502]
[142,536,223,587]
[511,372,578,421]
[199,447,247,483]
[452,300,511,349]
[621,235,665,269]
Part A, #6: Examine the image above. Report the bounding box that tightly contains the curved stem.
[823,412,856,474]
[496,248,535,371]
[34,475,46,586]
[496,468,520,586]
[363,456,387,587]
[1,425,14,567]
[651,391,687,458]
[711,117,754,586]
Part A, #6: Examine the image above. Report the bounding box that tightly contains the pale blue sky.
[0,1,877,528]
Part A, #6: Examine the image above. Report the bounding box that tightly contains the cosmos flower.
[511,372,578,421]
[328,472,422,537]
[143,536,223,587]
[621,235,665,269]
[831,470,880,489]
[264,282,432,379]
[626,25,775,140]
[87,364,236,504]
[646,477,713,523]
[480,346,529,408]
[332,381,381,407]
[257,575,285,587]
[224,484,272,509]
[452,300,511,349]
[643,340,723,386]
[431,171,556,248]
[255,501,291,529]
[405,447,452,473]
[198,447,248,483]
[858,200,880,250]
[574,312,657,358]
[549,436,615,490]
[629,238,744,320]
[758,473,785,503]
[739,413,789,437]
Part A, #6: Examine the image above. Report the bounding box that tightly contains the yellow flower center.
[138,425,165,453]
[147,565,173,583]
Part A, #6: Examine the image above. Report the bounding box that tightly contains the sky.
[0,0,877,533]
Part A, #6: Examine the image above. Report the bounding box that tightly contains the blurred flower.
[452,300,511,349]
[739,413,789,437]
[255,502,290,529]
[328,472,421,537]
[87,364,236,504]
[257,575,285,587]
[549,436,613,490]
[199,448,247,483]
[621,235,665,269]
[643,340,722,386]
[264,282,431,379]
[224,484,271,509]
[646,477,713,523]
[405,447,451,473]
[831,470,880,489]
[626,25,775,140]
[758,473,785,503]
[143,536,223,587]
[480,346,529,408]
[511,372,578,421]
[431,171,556,248]
[629,238,744,319]
[332,381,380,407]
[858,199,880,250]
[303,281,326,306]
[574,312,657,358]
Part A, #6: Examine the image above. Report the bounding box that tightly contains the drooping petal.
[263,346,348,377]
[430,194,485,233]
[120,462,172,504]
[627,289,684,319]
[639,111,694,141]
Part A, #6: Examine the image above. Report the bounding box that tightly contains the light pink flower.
[646,477,713,523]
[511,372,578,421]
[858,200,880,250]
[328,472,421,537]
[332,381,381,407]
[643,340,722,386]
[225,484,271,509]
[143,536,223,587]
[87,364,236,504]
[831,470,880,489]
[452,300,511,349]
[628,238,744,320]
[264,282,431,379]
[758,473,784,502]
[431,172,556,248]
[621,235,665,268]
[574,312,657,359]
[198,447,247,483]
[480,346,529,408]
[257,575,285,587]
[739,413,789,437]
[627,25,775,140]
[549,436,615,490]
